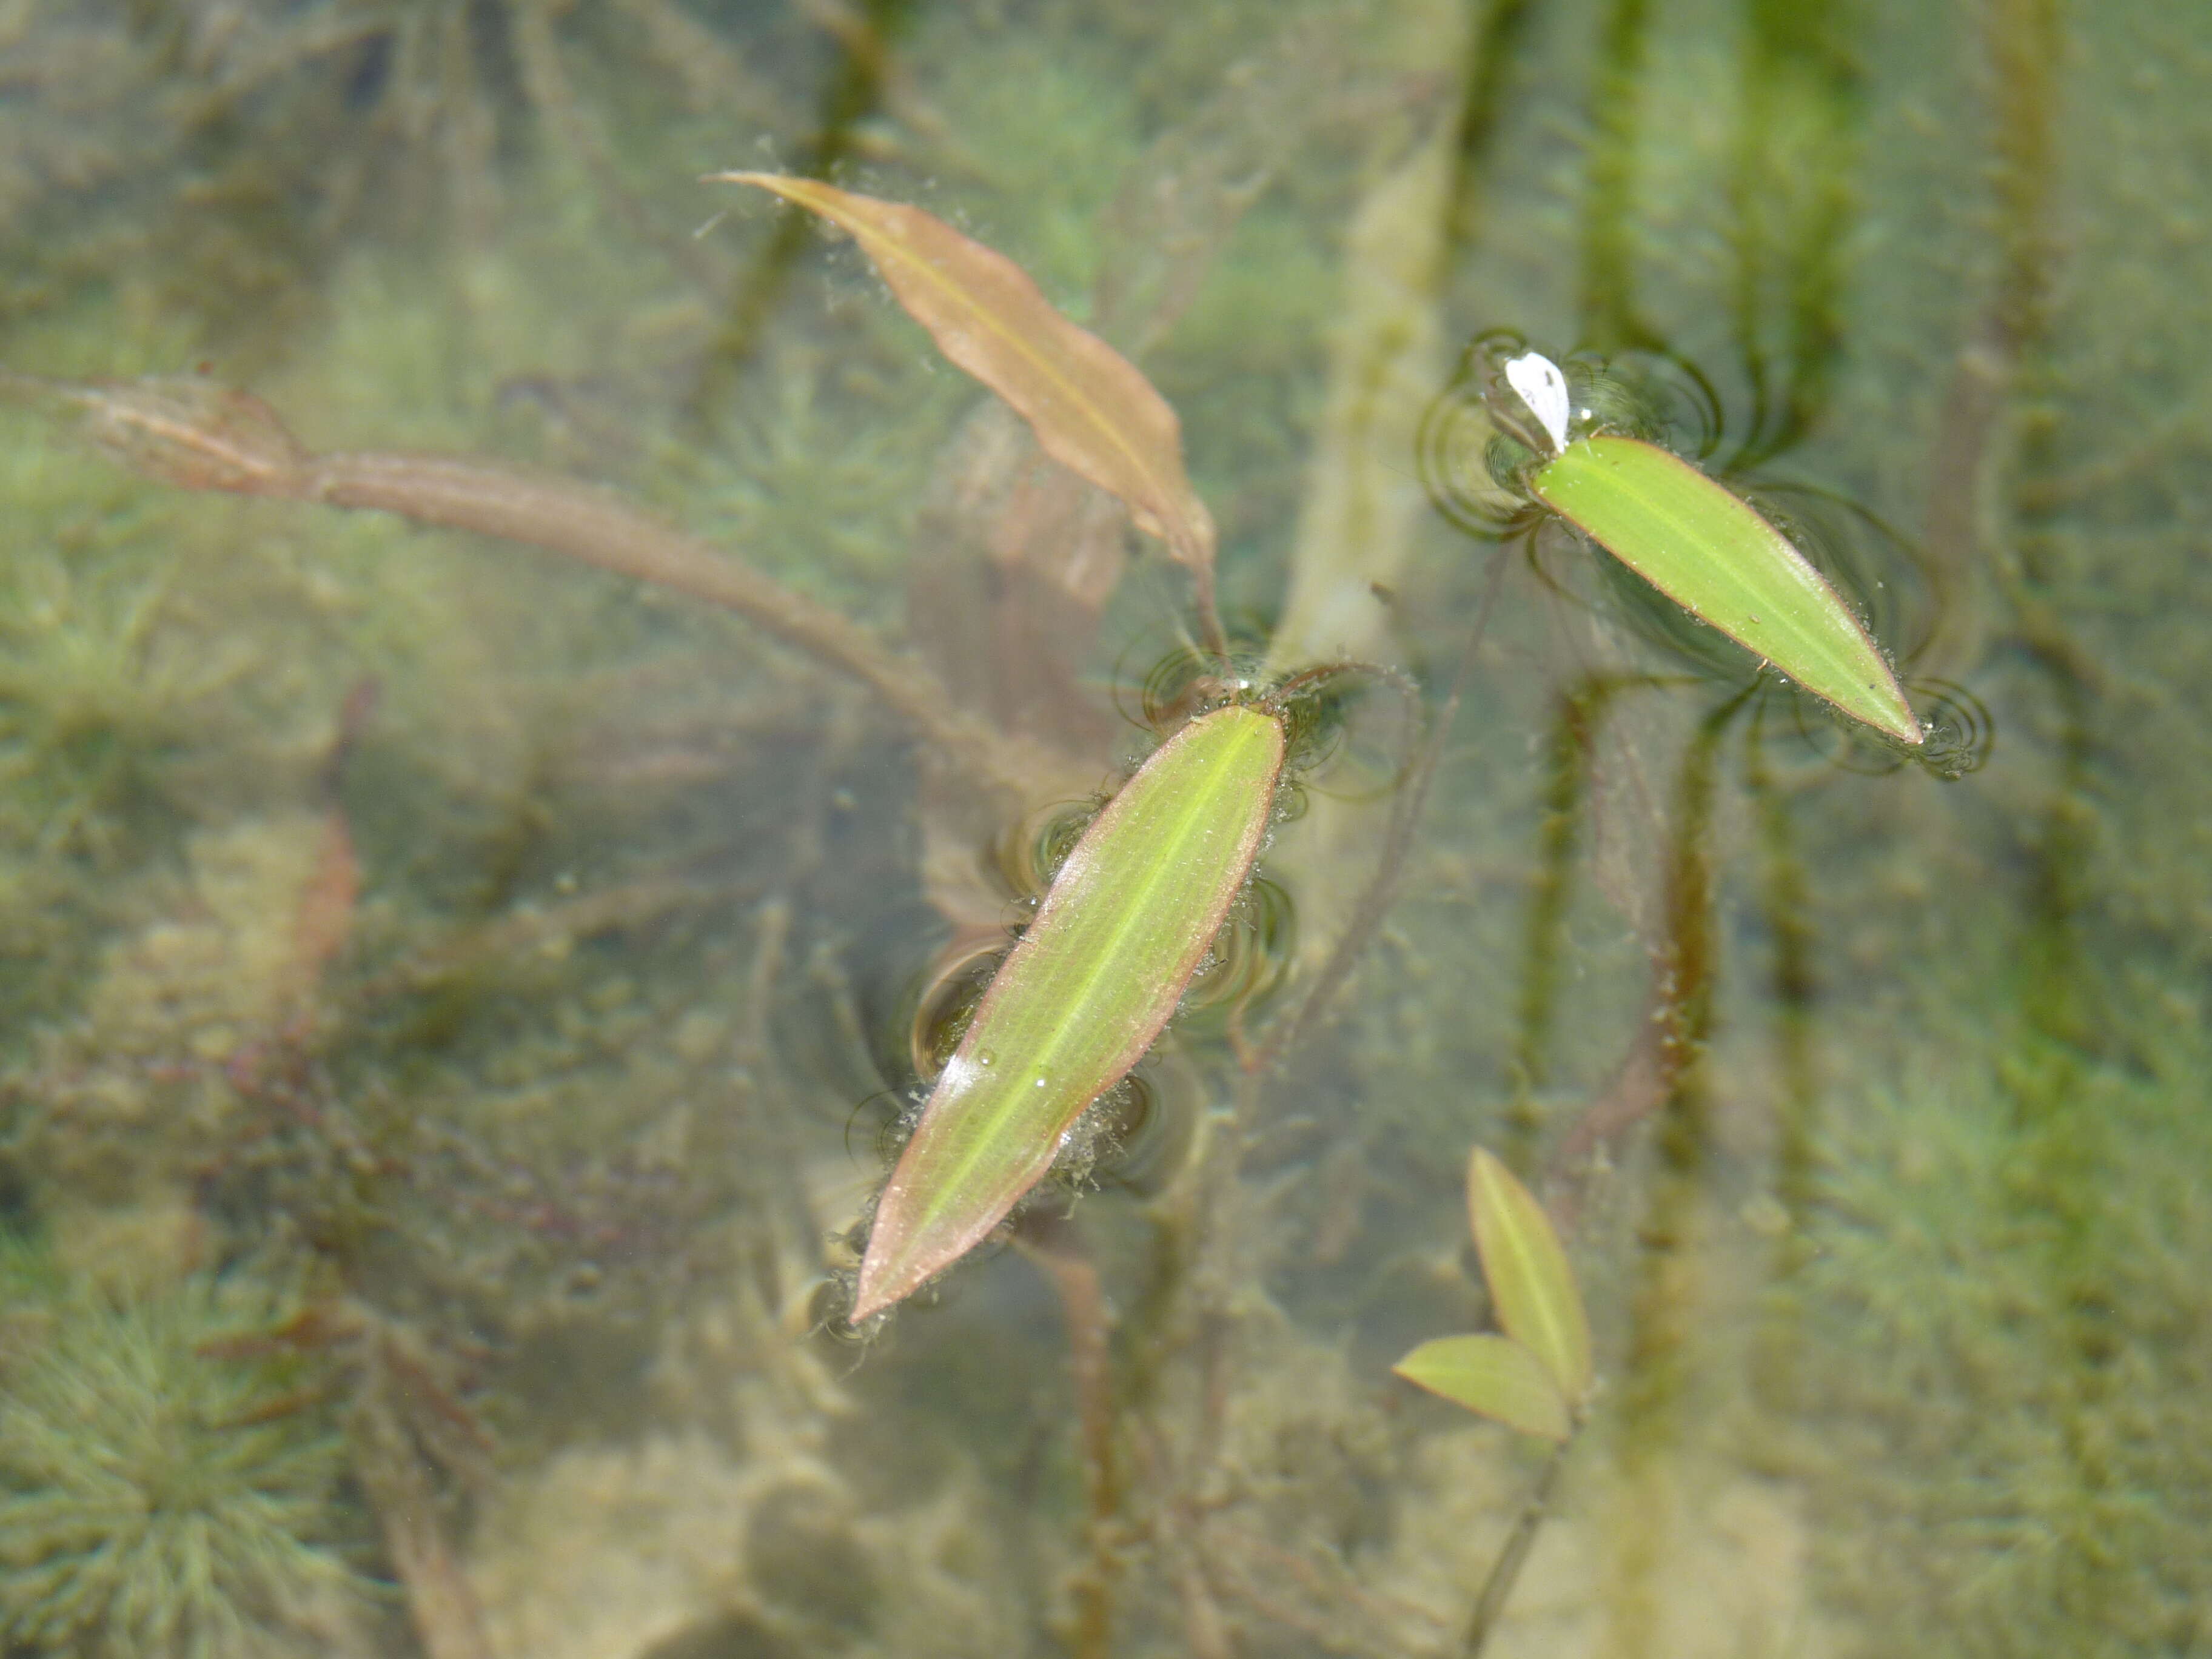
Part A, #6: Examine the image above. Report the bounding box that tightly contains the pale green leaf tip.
[1877,692,1924,746]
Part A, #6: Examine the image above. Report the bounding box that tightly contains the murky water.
[2,1,2208,1655]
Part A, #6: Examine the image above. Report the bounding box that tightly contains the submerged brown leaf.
[712,173,1218,580]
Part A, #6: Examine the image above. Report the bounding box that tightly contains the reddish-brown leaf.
[712,173,1217,575]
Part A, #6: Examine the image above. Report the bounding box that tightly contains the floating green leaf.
[1467,1147,1592,1404]
[1530,434,1920,745]
[1393,1333,1573,1442]
[711,173,1218,577]
[854,705,1286,1318]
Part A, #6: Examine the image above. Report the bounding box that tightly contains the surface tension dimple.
[1503,352,1571,455]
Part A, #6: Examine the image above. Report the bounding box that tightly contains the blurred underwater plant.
[0,533,252,863]
[0,0,809,335]
[1394,1145,1593,1439]
[0,1270,374,1659]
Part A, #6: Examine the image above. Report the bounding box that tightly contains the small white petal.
[1504,352,1571,454]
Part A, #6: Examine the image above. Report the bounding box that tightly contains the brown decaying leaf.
[711,174,1218,580]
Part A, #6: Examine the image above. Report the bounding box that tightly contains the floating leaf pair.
[706,176,1275,1319]
[1393,1148,1592,1441]
[1489,349,1923,747]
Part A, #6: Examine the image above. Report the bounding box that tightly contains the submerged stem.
[8,369,1051,807]
[1464,1436,1572,1656]
[1247,548,1508,1074]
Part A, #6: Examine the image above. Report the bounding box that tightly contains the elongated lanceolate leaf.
[1467,1148,1592,1404]
[1393,1333,1572,1442]
[714,173,1218,574]
[1531,436,1920,745]
[854,705,1285,1318]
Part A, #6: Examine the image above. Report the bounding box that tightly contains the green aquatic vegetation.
[1794,1019,2212,1658]
[0,540,246,858]
[7,12,2184,1659]
[4,110,2074,1656]
[1467,341,1920,744]
[855,700,1287,1319]
[0,1276,371,1659]
[1393,1147,1593,1654]
[1395,1146,1592,1437]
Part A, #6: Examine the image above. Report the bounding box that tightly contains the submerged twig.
[1014,1213,1123,1659]
[4,370,1053,807]
[1247,548,1510,1073]
[1129,1426,1236,1659]
[1919,0,2063,676]
[1545,685,1754,1230]
[1462,1439,1570,1657]
[349,1327,495,1659]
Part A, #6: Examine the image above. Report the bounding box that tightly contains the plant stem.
[1014,1213,1122,1659]
[1464,1436,1572,1657]
[1245,546,1509,1073]
[10,369,1056,808]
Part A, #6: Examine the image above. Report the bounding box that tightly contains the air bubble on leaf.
[1503,351,1572,455]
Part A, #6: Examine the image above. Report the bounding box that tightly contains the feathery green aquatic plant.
[0,1276,370,1659]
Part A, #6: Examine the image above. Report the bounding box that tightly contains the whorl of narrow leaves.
[713,173,1218,580]
[853,705,1286,1319]
[1531,435,1921,745]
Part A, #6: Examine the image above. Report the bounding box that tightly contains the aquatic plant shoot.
[856,703,1287,1319]
[1394,1147,1592,1438]
[1395,1148,1596,1654]
[1495,351,1922,746]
